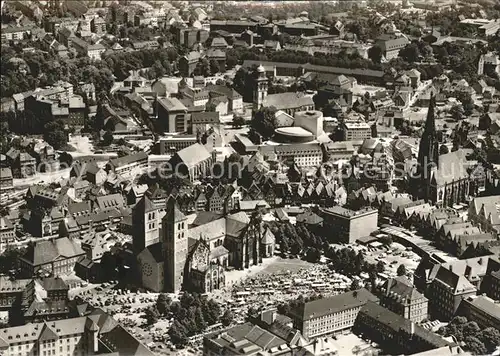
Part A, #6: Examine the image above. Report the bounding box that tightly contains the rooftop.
[295,288,378,321]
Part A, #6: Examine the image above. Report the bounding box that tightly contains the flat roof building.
[321,206,379,243]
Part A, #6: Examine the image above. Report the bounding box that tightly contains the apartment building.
[379,277,428,323]
[290,288,378,339]
[0,310,154,356]
[342,122,372,141]
[321,206,379,243]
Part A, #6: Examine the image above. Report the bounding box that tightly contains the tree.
[150,60,166,78]
[221,309,234,327]
[232,115,246,128]
[450,104,465,121]
[376,261,385,273]
[169,320,189,347]
[194,58,210,76]
[205,101,217,112]
[144,306,160,325]
[399,43,421,63]
[59,152,73,168]
[465,336,487,355]
[368,45,383,64]
[305,247,321,263]
[350,279,361,291]
[102,130,114,146]
[209,59,220,75]
[481,327,500,352]
[397,264,407,276]
[194,307,207,330]
[156,293,172,315]
[439,144,449,155]
[251,106,277,140]
[203,299,220,325]
[457,92,474,116]
[379,235,393,246]
[43,120,67,150]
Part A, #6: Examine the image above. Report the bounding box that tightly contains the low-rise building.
[70,36,105,60]
[1,25,33,42]
[290,289,379,339]
[375,35,409,60]
[106,152,148,176]
[0,217,15,252]
[159,135,198,154]
[354,301,452,355]
[0,167,13,194]
[321,206,378,243]
[458,295,500,330]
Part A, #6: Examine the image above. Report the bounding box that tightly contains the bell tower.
[253,64,268,110]
[162,196,188,293]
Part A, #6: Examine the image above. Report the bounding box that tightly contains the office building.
[290,289,378,339]
[321,207,378,243]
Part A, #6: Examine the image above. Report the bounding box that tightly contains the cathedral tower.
[162,196,188,293]
[253,64,268,110]
[132,195,160,252]
[414,94,439,201]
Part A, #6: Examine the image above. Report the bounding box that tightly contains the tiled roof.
[21,237,85,266]
[109,152,148,169]
[358,301,450,348]
[175,143,211,169]
[297,289,378,321]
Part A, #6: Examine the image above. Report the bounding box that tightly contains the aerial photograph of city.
[0,0,499,355]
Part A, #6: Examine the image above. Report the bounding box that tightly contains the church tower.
[414,94,439,202]
[132,195,160,252]
[253,64,268,111]
[162,196,188,293]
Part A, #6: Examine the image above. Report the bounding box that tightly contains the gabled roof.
[175,143,211,169]
[21,237,85,266]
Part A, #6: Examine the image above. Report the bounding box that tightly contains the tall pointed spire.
[414,94,439,202]
[418,94,439,168]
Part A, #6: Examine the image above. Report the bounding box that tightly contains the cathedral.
[412,96,471,206]
[132,195,275,293]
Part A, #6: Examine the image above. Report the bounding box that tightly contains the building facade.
[290,289,379,339]
[321,207,378,243]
